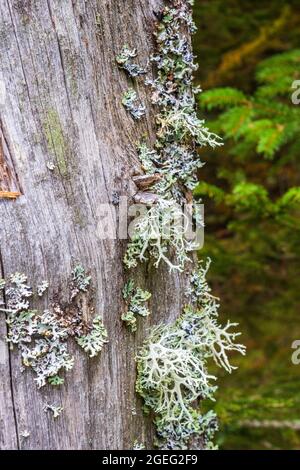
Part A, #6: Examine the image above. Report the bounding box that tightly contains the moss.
[43,108,69,177]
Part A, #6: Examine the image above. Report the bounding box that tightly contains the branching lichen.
[116,0,245,450]
[122,89,146,120]
[37,281,49,297]
[122,280,151,332]
[124,199,194,272]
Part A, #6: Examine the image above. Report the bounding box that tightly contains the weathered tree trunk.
[0,0,189,450]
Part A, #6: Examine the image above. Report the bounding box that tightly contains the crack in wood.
[0,246,20,449]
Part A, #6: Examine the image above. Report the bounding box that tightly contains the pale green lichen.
[70,264,91,299]
[122,280,151,332]
[136,261,245,449]
[43,403,64,419]
[117,0,245,450]
[122,89,146,120]
[0,266,108,389]
[116,44,146,77]
[114,0,243,450]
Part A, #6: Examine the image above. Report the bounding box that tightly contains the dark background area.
[193,0,300,449]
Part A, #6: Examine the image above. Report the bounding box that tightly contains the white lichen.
[70,264,91,299]
[132,440,145,450]
[1,266,108,389]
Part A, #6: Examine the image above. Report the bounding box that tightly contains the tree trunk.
[0,0,189,450]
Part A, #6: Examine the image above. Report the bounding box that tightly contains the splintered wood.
[0,131,21,199]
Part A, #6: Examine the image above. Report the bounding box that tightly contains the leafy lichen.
[116,44,146,77]
[43,108,69,177]
[136,261,245,449]
[122,89,146,120]
[70,264,91,300]
[37,281,49,297]
[122,280,151,333]
[123,1,222,273]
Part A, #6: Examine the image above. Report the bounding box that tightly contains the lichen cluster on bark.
[117,0,245,450]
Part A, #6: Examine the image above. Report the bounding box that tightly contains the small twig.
[0,191,21,199]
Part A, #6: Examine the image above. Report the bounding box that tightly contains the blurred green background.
[193,0,300,449]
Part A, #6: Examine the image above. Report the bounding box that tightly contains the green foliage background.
[193,0,300,449]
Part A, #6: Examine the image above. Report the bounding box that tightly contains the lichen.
[122,280,151,332]
[123,1,222,272]
[70,264,91,299]
[116,0,245,450]
[0,266,108,390]
[43,108,69,177]
[116,44,146,77]
[76,316,108,357]
[132,440,145,450]
[122,89,146,120]
[136,261,245,449]
[37,281,49,297]
[43,403,64,419]
[48,375,64,386]
[124,198,195,272]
